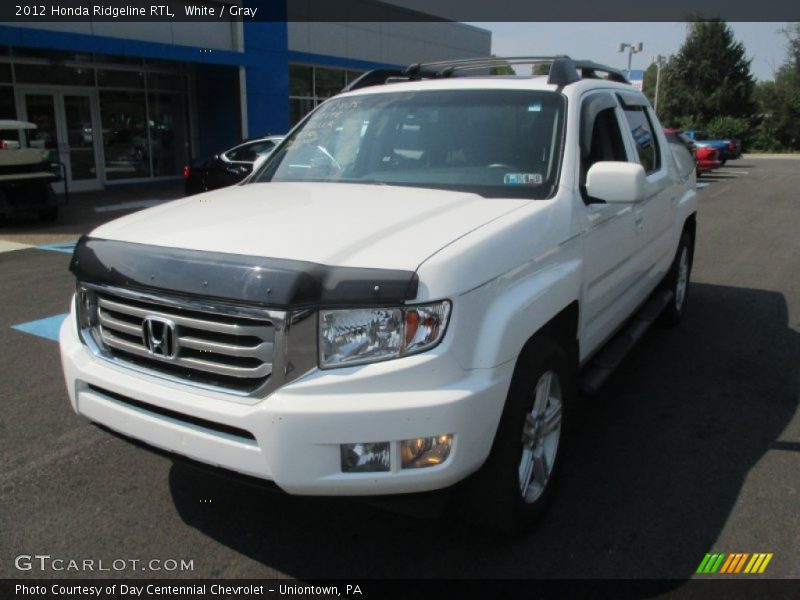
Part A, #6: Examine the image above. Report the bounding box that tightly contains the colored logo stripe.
[720,553,749,573]
[697,552,773,574]
[697,553,726,574]
[744,553,773,574]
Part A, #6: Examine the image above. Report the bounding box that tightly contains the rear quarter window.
[623,107,661,174]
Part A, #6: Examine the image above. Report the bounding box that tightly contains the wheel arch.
[681,212,697,268]
[684,212,697,248]
[515,300,580,381]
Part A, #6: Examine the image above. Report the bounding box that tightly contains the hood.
[91,182,529,270]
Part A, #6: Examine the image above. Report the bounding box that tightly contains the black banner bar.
[1,0,799,23]
[3,579,800,600]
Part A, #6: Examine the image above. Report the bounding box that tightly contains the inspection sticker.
[504,173,543,185]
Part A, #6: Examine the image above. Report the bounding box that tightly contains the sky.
[470,22,790,81]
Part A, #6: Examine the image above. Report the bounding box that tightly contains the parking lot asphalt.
[1,159,798,582]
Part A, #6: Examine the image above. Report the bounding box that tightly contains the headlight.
[319,301,450,368]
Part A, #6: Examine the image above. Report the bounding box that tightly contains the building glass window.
[288,64,364,126]
[289,97,315,127]
[100,91,150,179]
[0,87,18,145]
[93,53,143,66]
[14,63,95,86]
[0,86,15,119]
[1,46,192,182]
[147,72,187,92]
[148,92,189,177]
[63,94,98,181]
[315,67,346,100]
[290,64,313,97]
[97,69,144,89]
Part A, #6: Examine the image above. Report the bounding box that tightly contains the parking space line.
[0,240,33,253]
[697,182,711,189]
[36,241,78,254]
[11,313,68,342]
[94,199,167,213]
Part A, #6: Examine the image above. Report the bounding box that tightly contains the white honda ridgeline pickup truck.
[60,57,697,533]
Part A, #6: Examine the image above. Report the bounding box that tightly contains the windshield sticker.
[528,101,542,112]
[504,173,543,185]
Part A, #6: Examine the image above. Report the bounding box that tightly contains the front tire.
[456,337,573,535]
[659,231,693,325]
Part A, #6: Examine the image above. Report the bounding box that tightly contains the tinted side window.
[586,108,628,168]
[623,107,660,173]
[668,138,695,179]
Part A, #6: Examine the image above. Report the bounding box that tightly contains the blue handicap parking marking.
[11,313,69,342]
[36,241,77,255]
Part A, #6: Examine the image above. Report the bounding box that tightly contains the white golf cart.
[0,119,63,222]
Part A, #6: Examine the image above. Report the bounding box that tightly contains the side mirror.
[585,161,646,203]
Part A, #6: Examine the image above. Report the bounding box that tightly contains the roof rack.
[555,59,630,85]
[342,56,630,92]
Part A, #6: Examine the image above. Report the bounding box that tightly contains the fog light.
[341,442,390,473]
[401,434,453,469]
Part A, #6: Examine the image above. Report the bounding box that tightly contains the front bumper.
[59,307,513,495]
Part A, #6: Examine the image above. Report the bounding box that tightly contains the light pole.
[617,42,643,72]
[652,54,668,115]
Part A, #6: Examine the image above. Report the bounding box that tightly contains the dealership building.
[0,1,490,191]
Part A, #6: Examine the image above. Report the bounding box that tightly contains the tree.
[658,20,756,131]
[642,63,658,105]
[752,23,800,151]
[489,55,515,76]
[782,22,800,74]
[532,63,550,76]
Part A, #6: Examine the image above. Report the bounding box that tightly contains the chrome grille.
[97,295,274,380]
[79,285,287,395]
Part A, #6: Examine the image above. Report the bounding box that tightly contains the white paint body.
[60,76,696,495]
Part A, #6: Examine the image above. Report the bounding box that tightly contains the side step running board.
[580,289,674,395]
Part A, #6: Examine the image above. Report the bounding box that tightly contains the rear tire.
[456,336,574,536]
[659,231,693,326]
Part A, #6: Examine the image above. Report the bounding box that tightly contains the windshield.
[254,89,566,199]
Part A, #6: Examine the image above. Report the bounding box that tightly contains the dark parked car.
[184,135,284,195]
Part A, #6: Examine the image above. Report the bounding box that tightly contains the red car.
[694,145,721,174]
[664,128,720,175]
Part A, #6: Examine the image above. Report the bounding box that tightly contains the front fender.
[452,251,582,370]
